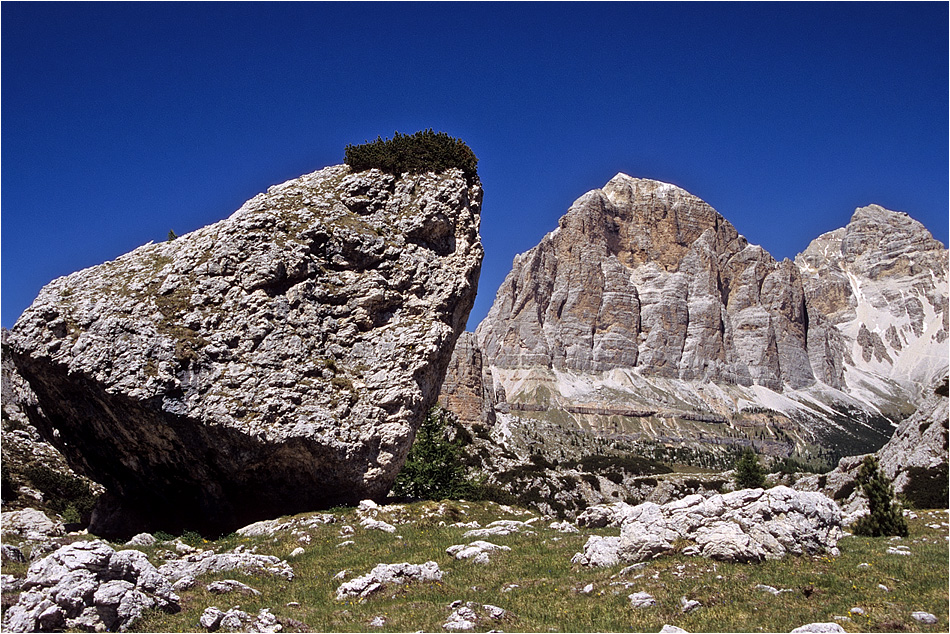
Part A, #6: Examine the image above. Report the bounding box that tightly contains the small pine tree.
[391,406,475,500]
[167,229,178,242]
[734,448,767,489]
[851,455,908,537]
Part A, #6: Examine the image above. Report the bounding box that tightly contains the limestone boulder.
[1,540,179,632]
[573,486,841,566]
[8,165,482,537]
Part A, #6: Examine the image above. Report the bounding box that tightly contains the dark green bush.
[902,464,948,509]
[23,465,98,524]
[392,407,477,500]
[851,455,908,537]
[344,129,479,184]
[733,448,767,489]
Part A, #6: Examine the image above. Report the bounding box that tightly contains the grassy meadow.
[3,500,947,633]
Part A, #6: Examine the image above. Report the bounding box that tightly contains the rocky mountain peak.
[795,204,948,391]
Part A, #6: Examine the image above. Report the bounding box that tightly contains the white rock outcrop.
[573,486,841,566]
[1,540,179,632]
[335,561,442,600]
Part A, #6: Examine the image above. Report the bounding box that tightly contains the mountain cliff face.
[8,165,482,536]
[447,175,947,469]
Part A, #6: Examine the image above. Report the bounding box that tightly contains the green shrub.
[23,465,98,523]
[733,448,767,489]
[344,129,479,184]
[902,464,948,509]
[851,455,908,537]
[392,407,477,500]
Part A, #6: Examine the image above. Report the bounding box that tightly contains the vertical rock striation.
[8,165,482,537]
[477,174,817,389]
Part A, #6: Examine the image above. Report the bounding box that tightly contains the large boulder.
[8,165,482,537]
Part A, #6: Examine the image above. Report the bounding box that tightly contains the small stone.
[659,626,689,633]
[581,583,594,594]
[482,604,506,619]
[790,623,847,633]
[877,584,889,592]
[126,533,157,547]
[199,606,225,630]
[629,592,656,608]
[290,547,305,557]
[680,597,701,613]
[370,615,387,627]
[172,576,197,592]
[849,607,865,616]
[285,602,300,608]
[206,579,261,596]
[911,612,937,624]
[755,584,780,595]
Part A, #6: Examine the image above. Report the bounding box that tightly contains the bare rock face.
[8,165,482,537]
[477,175,815,388]
[437,332,496,427]
[795,204,949,392]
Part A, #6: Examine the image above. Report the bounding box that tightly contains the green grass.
[3,502,946,632]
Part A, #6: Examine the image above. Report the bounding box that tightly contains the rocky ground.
[2,497,946,633]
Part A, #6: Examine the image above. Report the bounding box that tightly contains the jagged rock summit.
[450,174,947,476]
[8,165,482,537]
[796,204,949,395]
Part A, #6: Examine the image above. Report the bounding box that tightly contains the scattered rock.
[158,551,294,583]
[126,533,157,547]
[629,592,656,608]
[335,561,442,600]
[1,544,27,563]
[680,597,701,613]
[1,574,23,593]
[549,520,579,533]
[172,575,197,592]
[911,611,937,624]
[0,508,64,540]
[442,602,506,631]
[443,605,478,631]
[207,579,261,596]
[886,546,912,556]
[571,535,621,567]
[463,519,535,538]
[289,547,305,557]
[659,626,689,633]
[360,518,397,533]
[789,623,846,633]
[446,540,511,563]
[1,540,179,632]
[369,615,387,627]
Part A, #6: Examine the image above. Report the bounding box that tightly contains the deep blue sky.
[3,2,947,330]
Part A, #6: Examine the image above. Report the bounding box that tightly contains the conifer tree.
[733,447,767,489]
[851,455,908,537]
[391,406,475,500]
